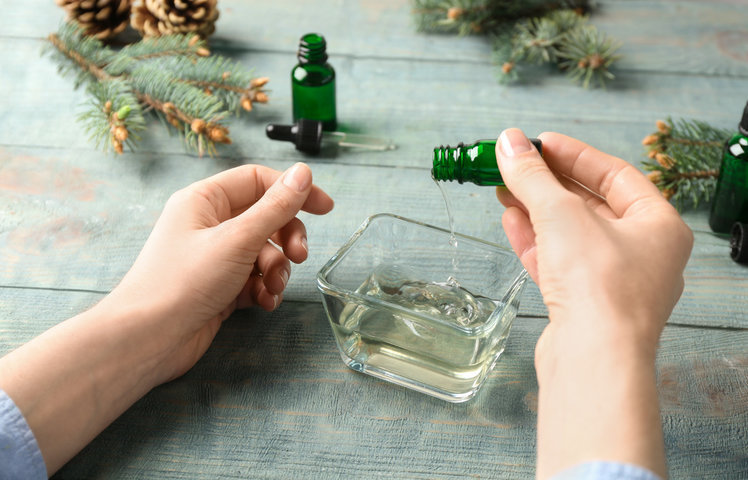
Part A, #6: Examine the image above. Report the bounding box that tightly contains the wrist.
[0,297,172,474]
[541,306,662,361]
[534,321,665,480]
[89,292,175,390]
[536,324,658,381]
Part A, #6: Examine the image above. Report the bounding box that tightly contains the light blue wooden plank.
[0,1,746,479]
[593,0,748,77]
[1,36,747,169]
[1,145,746,328]
[0,291,742,479]
[3,1,748,77]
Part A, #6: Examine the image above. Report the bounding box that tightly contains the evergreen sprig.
[642,118,731,210]
[412,0,621,88]
[556,22,620,87]
[163,55,262,114]
[46,21,269,156]
[412,0,590,35]
[78,80,146,153]
[104,34,209,76]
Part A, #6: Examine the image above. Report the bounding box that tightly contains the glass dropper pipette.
[266,119,395,154]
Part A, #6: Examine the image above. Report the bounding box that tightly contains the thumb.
[496,128,567,216]
[231,162,313,247]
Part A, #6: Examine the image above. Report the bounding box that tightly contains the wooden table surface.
[2,1,747,478]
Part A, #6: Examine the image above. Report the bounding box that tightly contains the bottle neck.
[432,143,467,183]
[298,33,328,64]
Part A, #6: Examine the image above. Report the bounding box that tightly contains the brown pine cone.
[55,0,133,39]
[131,0,219,38]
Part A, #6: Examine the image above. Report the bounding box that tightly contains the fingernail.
[283,162,311,192]
[300,236,308,254]
[279,269,289,287]
[499,129,532,157]
[272,295,279,309]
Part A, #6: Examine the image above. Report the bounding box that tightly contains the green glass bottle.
[432,139,542,186]
[291,33,336,131]
[709,102,748,234]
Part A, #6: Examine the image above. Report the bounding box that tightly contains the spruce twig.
[642,118,730,210]
[412,0,591,35]
[412,0,619,88]
[556,22,621,88]
[79,80,146,154]
[46,21,269,156]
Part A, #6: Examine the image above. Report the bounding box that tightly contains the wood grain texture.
[4,0,748,77]
[1,37,746,160]
[1,291,744,479]
[1,144,746,328]
[1,0,747,478]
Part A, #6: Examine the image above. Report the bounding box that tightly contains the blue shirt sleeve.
[550,461,664,480]
[0,389,47,480]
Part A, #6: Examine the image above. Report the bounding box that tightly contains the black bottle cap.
[740,102,748,136]
[266,119,323,154]
[730,222,748,264]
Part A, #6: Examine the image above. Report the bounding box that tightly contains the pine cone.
[56,0,133,39]
[131,0,219,38]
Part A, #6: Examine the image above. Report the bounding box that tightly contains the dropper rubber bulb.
[266,119,396,154]
[266,118,323,154]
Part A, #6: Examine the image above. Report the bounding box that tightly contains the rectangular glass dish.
[317,213,527,402]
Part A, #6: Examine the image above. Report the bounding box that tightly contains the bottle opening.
[298,33,328,63]
[432,145,459,182]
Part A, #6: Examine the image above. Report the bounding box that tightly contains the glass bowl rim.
[316,213,528,334]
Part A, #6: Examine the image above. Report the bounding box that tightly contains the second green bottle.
[292,33,336,131]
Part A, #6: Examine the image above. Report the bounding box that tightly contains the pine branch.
[642,118,731,210]
[78,79,146,154]
[412,0,619,88]
[159,55,269,113]
[513,17,563,64]
[104,34,209,76]
[128,64,231,155]
[556,23,621,88]
[412,0,495,35]
[46,21,269,156]
[47,24,114,85]
[412,0,592,35]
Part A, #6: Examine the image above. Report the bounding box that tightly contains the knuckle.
[266,188,295,213]
[171,180,220,206]
[511,157,549,182]
[166,187,191,207]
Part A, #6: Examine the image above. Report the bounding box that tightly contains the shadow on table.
[53,303,542,479]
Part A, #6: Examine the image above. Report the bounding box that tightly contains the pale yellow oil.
[332,263,510,399]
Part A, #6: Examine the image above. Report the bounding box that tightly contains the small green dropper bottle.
[709,102,748,234]
[291,33,336,131]
[432,139,542,186]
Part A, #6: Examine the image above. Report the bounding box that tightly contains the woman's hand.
[0,162,333,475]
[496,129,692,352]
[495,129,692,479]
[102,162,334,384]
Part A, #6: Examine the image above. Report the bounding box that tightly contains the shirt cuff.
[550,461,664,480]
[0,389,47,480]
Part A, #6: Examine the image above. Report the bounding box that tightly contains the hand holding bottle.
[496,129,692,344]
[495,128,693,479]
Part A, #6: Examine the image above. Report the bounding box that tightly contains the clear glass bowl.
[317,213,528,402]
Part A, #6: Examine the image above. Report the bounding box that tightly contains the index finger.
[537,132,665,218]
[202,163,334,217]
